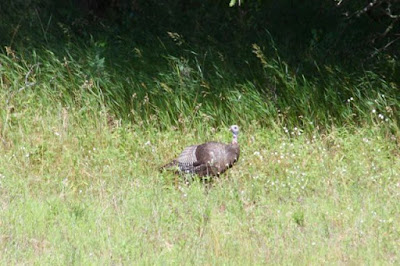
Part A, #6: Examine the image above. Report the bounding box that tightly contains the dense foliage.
[1,0,399,129]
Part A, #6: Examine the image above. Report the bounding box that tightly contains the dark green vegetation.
[1,0,399,130]
[1,0,399,264]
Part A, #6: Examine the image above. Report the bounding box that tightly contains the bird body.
[160,125,240,177]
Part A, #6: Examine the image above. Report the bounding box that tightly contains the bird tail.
[159,160,178,172]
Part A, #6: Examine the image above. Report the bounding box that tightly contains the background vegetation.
[0,0,399,264]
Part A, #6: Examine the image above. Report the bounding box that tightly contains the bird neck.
[232,134,238,145]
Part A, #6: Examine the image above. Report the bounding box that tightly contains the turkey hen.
[160,125,240,177]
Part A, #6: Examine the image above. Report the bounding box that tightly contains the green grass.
[1,7,400,263]
[0,91,399,263]
[1,44,399,132]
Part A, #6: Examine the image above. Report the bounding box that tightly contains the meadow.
[1,1,400,264]
[1,47,399,264]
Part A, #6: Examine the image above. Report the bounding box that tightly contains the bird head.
[230,125,239,134]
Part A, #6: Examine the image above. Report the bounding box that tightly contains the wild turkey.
[160,125,240,177]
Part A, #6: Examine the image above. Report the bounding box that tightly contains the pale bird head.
[230,125,239,135]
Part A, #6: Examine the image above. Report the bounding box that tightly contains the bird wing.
[177,145,198,165]
[176,145,204,174]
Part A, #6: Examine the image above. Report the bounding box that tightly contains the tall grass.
[1,0,399,131]
[1,39,399,134]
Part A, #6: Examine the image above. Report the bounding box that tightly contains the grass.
[1,44,399,132]
[0,88,399,263]
[0,5,400,263]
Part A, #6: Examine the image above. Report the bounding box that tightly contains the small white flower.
[372,109,376,113]
[253,151,263,159]
[144,140,151,146]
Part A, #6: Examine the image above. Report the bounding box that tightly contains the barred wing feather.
[177,145,200,173]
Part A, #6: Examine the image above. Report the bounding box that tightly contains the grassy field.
[1,89,399,263]
[1,3,400,262]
